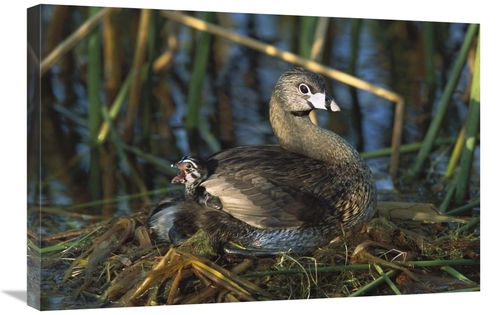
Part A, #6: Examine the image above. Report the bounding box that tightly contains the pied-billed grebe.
[148,67,377,255]
[171,155,222,210]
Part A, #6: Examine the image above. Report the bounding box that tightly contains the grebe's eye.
[298,83,311,95]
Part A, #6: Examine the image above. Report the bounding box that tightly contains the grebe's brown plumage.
[171,156,222,210]
[148,67,377,254]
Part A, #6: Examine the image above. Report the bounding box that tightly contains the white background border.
[2,1,494,314]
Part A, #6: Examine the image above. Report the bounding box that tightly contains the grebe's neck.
[270,104,359,165]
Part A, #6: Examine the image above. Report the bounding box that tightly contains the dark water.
[28,7,478,235]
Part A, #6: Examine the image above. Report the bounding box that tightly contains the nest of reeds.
[28,200,479,309]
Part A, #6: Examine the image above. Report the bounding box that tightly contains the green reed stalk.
[455,33,480,204]
[185,11,216,155]
[101,106,151,204]
[347,19,362,76]
[423,22,436,88]
[40,7,115,75]
[440,266,476,285]
[349,269,400,297]
[308,17,329,126]
[445,199,480,216]
[422,22,438,152]
[445,287,480,293]
[100,11,120,217]
[444,123,466,179]
[28,238,77,254]
[242,259,478,278]
[361,137,455,159]
[96,70,133,144]
[435,216,480,242]
[374,264,402,295]
[348,19,364,150]
[123,9,151,144]
[408,24,479,178]
[95,64,150,146]
[70,187,180,210]
[140,10,156,146]
[299,16,317,59]
[122,143,178,176]
[88,7,101,138]
[88,7,103,212]
[439,180,457,213]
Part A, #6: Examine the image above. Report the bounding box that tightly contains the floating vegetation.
[27,201,479,309]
